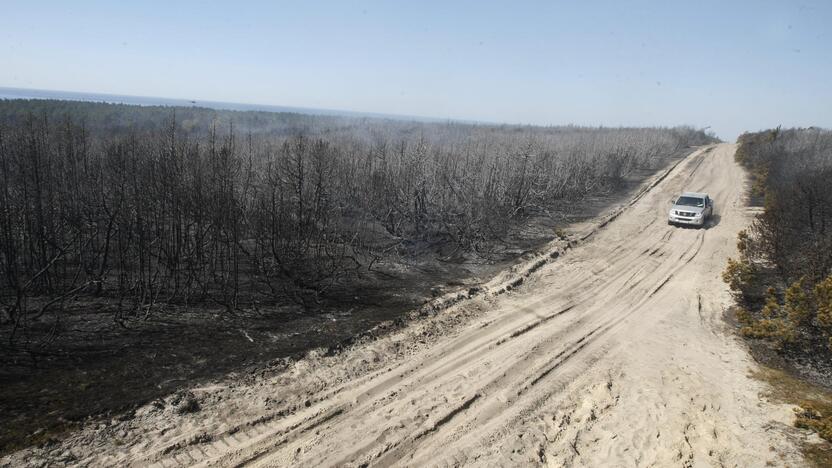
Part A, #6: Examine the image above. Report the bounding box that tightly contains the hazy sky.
[2,1,830,140]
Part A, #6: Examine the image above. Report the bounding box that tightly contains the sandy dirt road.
[3,144,806,467]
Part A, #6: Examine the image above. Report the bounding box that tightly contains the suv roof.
[680,191,708,198]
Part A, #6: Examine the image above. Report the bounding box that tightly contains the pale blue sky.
[2,1,830,139]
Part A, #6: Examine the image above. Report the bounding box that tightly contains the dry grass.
[752,366,832,467]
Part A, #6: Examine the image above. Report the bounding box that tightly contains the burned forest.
[0,101,713,348]
[0,100,713,453]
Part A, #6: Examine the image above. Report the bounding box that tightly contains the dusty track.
[3,144,805,467]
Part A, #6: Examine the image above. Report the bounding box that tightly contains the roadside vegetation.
[722,127,832,442]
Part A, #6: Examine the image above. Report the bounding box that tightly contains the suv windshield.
[676,196,704,207]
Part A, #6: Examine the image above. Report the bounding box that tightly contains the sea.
[0,86,443,123]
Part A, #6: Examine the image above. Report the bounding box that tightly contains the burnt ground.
[724,306,832,392]
[0,149,692,456]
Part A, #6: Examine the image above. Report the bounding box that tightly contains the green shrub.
[795,402,832,442]
[722,256,757,300]
[815,275,832,329]
[813,275,832,351]
[784,277,813,327]
[736,229,749,255]
[735,307,754,326]
[738,287,796,348]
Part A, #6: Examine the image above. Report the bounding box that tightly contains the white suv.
[668,192,713,227]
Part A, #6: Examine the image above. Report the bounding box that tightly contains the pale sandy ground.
[3,144,811,467]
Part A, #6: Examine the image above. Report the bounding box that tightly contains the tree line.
[724,127,832,352]
[0,100,714,346]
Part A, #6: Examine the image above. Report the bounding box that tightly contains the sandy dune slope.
[3,144,806,467]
